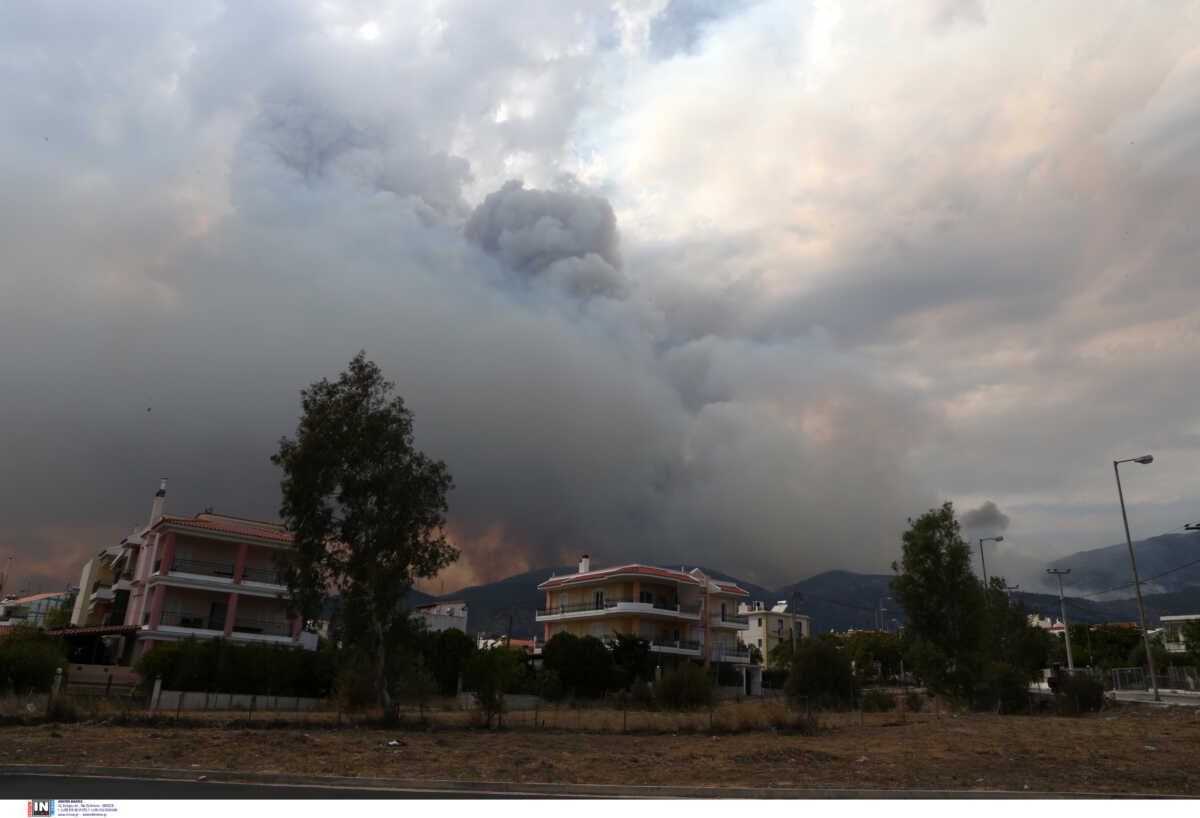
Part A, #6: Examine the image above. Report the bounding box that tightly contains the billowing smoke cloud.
[465,180,626,298]
[2,1,1199,597]
[961,500,1011,534]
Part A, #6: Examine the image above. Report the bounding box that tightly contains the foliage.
[767,639,794,670]
[890,502,1049,710]
[393,653,439,720]
[1054,674,1106,715]
[747,644,763,666]
[333,662,377,712]
[272,351,457,712]
[465,647,522,727]
[0,626,66,692]
[133,637,336,698]
[422,627,475,696]
[762,668,788,689]
[784,636,857,710]
[842,630,905,682]
[652,662,714,710]
[536,668,565,701]
[609,633,653,690]
[1183,621,1200,665]
[717,662,742,687]
[43,594,76,630]
[541,632,615,698]
[1059,624,1143,671]
[889,503,983,699]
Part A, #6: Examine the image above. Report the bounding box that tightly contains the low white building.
[413,600,468,633]
[1161,613,1200,653]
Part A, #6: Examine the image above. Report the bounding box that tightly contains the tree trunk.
[372,616,393,717]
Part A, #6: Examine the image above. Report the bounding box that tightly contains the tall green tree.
[890,502,985,699]
[273,351,457,713]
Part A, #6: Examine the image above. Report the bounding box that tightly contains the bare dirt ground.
[4,699,1199,795]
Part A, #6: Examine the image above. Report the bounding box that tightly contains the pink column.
[224,593,239,637]
[291,615,302,643]
[158,532,176,576]
[147,585,166,630]
[233,543,248,583]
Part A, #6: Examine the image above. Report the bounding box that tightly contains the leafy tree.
[890,503,984,700]
[0,626,65,692]
[43,594,76,630]
[843,630,905,682]
[652,662,714,710]
[747,643,764,666]
[465,647,522,727]
[784,636,856,709]
[609,633,653,689]
[394,653,439,722]
[541,632,615,698]
[273,352,457,714]
[422,627,475,696]
[1183,621,1200,665]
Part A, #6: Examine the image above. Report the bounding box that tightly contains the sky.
[2,0,1199,597]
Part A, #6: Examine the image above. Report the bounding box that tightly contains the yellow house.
[536,555,751,668]
[739,600,811,667]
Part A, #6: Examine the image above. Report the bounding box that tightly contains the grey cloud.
[465,180,626,297]
[961,501,1011,534]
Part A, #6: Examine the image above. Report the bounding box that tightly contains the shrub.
[861,689,896,712]
[716,663,741,687]
[653,662,714,711]
[542,633,615,699]
[334,663,377,712]
[1055,675,1105,716]
[630,680,655,708]
[133,637,336,697]
[762,668,788,690]
[785,637,857,710]
[905,691,924,713]
[0,627,66,693]
[537,669,565,701]
[465,647,522,727]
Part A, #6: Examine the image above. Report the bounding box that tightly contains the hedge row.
[134,637,335,697]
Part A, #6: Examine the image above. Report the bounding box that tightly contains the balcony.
[157,611,293,638]
[89,581,114,602]
[241,565,283,585]
[536,596,701,621]
[711,611,750,629]
[649,637,702,656]
[710,644,751,664]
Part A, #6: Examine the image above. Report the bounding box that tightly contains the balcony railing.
[231,617,292,637]
[537,597,701,617]
[155,557,236,579]
[710,644,751,660]
[159,611,220,630]
[240,565,283,585]
[711,612,749,626]
[650,637,701,652]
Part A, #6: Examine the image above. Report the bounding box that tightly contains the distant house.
[476,635,538,654]
[536,555,753,677]
[0,590,77,629]
[66,479,317,664]
[739,600,811,666]
[1161,614,1200,653]
[413,600,468,633]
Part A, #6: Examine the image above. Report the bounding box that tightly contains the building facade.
[0,590,77,629]
[72,480,316,663]
[739,600,811,666]
[1161,614,1200,653]
[535,555,752,669]
[413,600,468,633]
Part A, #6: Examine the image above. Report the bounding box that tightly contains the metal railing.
[231,617,292,637]
[158,611,219,630]
[710,645,751,661]
[650,637,701,652]
[536,596,700,617]
[711,612,749,626]
[240,565,283,585]
[169,557,236,578]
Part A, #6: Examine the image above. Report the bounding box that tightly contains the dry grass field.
[4,695,1200,794]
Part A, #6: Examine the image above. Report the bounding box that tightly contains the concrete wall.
[156,690,324,712]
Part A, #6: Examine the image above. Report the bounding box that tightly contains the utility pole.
[978,536,1004,587]
[1114,455,1159,702]
[1046,569,1074,671]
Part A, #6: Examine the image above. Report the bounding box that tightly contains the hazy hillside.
[1042,531,1200,597]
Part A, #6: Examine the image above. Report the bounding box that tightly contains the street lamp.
[1114,453,1159,702]
[978,536,1004,587]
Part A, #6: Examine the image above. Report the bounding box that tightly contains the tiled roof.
[715,582,749,597]
[538,564,701,589]
[46,624,140,636]
[159,514,294,544]
[0,591,71,605]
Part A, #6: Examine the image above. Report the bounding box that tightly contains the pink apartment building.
[80,480,316,663]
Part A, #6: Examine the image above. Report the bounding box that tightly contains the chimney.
[578,554,590,574]
[148,478,167,528]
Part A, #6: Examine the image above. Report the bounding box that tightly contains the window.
[757,638,762,647]
[640,590,653,604]
[558,592,567,613]
[592,589,605,609]
[757,617,762,626]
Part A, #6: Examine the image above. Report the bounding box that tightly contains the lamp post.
[978,536,1004,587]
[1114,454,1158,702]
[1046,568,1074,671]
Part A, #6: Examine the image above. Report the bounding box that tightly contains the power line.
[1076,556,1200,600]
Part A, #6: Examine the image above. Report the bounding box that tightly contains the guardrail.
[537,597,701,617]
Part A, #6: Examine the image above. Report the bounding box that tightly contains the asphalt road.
[0,774,536,799]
